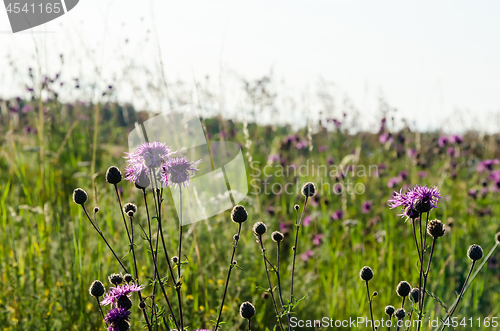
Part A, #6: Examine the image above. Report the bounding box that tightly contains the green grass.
[1,100,500,330]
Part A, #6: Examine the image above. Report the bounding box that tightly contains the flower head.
[161,156,201,188]
[361,201,373,214]
[412,185,441,213]
[105,308,131,331]
[239,302,256,319]
[124,141,171,186]
[388,189,419,220]
[100,283,144,306]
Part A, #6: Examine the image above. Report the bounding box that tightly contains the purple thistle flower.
[161,156,202,188]
[418,171,428,178]
[387,177,401,188]
[303,215,312,226]
[468,189,478,200]
[388,189,419,220]
[399,171,408,180]
[407,148,417,158]
[438,136,448,147]
[361,201,373,214]
[101,283,144,306]
[318,145,328,152]
[331,209,343,221]
[477,159,499,172]
[379,132,393,144]
[300,250,314,262]
[313,234,323,246]
[411,185,441,213]
[449,135,463,144]
[124,141,172,184]
[105,308,131,331]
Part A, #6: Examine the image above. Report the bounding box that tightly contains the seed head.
[106,166,122,184]
[394,308,406,320]
[117,295,133,310]
[271,231,284,243]
[409,287,420,303]
[73,188,88,205]
[231,205,248,223]
[396,281,411,297]
[467,244,483,261]
[108,273,124,286]
[123,203,137,215]
[301,182,317,198]
[89,280,105,297]
[239,301,256,319]
[496,232,500,244]
[253,222,267,236]
[359,266,373,281]
[385,305,395,317]
[124,274,133,283]
[427,219,445,238]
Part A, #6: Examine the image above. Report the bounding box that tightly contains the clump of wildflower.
[359,266,373,281]
[253,222,267,236]
[161,156,201,188]
[105,307,131,331]
[239,301,256,319]
[73,188,88,205]
[467,244,483,261]
[231,205,248,223]
[89,280,105,297]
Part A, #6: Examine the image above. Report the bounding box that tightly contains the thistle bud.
[467,244,483,261]
[123,203,137,215]
[252,222,267,236]
[427,219,445,238]
[93,207,100,214]
[171,256,179,264]
[359,266,373,281]
[108,273,124,286]
[106,166,122,184]
[394,308,406,320]
[89,280,105,297]
[139,301,146,309]
[301,182,317,198]
[496,232,500,244]
[409,287,420,303]
[117,295,133,310]
[231,205,248,223]
[73,188,88,205]
[294,204,299,211]
[396,281,411,297]
[124,274,133,283]
[239,301,256,319]
[385,305,395,317]
[271,231,284,243]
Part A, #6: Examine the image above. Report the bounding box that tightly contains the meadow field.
[1,75,500,331]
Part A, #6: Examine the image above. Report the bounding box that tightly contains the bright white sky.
[1,0,500,132]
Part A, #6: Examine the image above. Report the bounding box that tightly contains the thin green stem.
[366,281,375,331]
